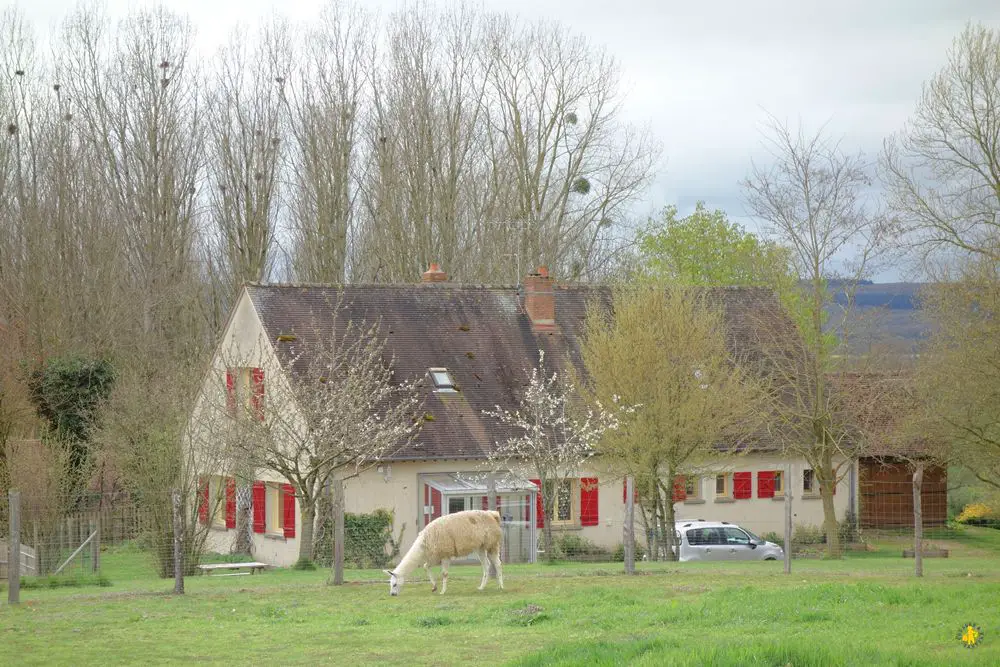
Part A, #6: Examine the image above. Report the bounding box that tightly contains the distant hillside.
[823,283,932,358]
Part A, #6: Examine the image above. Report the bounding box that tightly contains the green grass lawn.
[2,527,1000,666]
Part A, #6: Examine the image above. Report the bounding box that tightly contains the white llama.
[384,509,504,596]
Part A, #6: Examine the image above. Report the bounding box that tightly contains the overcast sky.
[15,0,1000,282]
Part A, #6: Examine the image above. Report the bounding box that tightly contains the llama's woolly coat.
[401,510,502,569]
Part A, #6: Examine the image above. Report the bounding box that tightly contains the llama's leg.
[477,550,490,591]
[489,549,504,590]
[424,562,437,593]
[439,559,450,595]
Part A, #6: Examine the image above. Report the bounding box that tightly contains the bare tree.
[355,2,488,282]
[287,0,372,283]
[60,6,207,349]
[481,16,660,283]
[215,309,423,565]
[743,116,892,557]
[880,23,1000,493]
[881,22,1000,266]
[206,20,289,299]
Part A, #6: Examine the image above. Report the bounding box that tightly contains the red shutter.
[423,483,430,526]
[430,488,442,521]
[282,483,296,538]
[481,495,489,510]
[672,476,686,502]
[733,472,752,499]
[580,478,599,526]
[252,481,266,533]
[225,477,236,528]
[225,371,236,416]
[250,368,265,421]
[757,471,775,499]
[431,486,443,521]
[530,479,544,528]
[197,476,209,524]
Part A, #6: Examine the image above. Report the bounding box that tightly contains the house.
[190,265,873,567]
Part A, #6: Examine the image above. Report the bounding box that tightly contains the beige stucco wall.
[192,289,309,567]
[337,454,856,566]
[204,453,856,568]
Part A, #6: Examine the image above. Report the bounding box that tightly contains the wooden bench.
[902,548,949,558]
[197,562,271,577]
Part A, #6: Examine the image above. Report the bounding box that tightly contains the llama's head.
[384,569,402,596]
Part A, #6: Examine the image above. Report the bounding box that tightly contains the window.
[210,476,226,528]
[715,474,729,496]
[225,367,265,420]
[688,527,724,546]
[720,527,751,545]
[544,479,575,523]
[774,471,784,496]
[266,483,284,535]
[684,477,700,500]
[428,367,456,392]
[803,469,815,493]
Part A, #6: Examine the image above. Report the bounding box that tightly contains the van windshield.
[744,528,763,543]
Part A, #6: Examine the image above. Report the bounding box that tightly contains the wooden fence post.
[33,520,42,577]
[332,478,344,586]
[913,463,924,578]
[8,490,21,604]
[784,464,792,575]
[623,476,635,575]
[90,519,100,573]
[172,489,184,595]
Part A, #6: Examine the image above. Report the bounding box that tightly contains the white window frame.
[715,474,730,497]
[546,478,577,525]
[803,468,815,494]
[265,482,284,536]
[428,367,457,392]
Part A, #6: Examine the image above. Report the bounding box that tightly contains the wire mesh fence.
[0,465,979,603]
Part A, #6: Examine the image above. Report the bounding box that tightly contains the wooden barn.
[858,458,948,528]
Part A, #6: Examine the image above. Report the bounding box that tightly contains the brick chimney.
[524,266,556,332]
[421,262,448,283]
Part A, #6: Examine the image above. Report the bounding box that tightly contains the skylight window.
[429,367,457,392]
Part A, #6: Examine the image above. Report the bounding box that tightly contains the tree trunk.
[662,479,678,562]
[542,518,555,562]
[648,491,660,562]
[233,483,253,555]
[913,463,924,578]
[298,501,316,564]
[820,480,840,559]
[819,453,841,559]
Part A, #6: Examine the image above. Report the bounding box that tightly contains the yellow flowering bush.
[955,503,999,526]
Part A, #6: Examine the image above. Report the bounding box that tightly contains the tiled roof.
[829,371,937,460]
[245,282,795,461]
